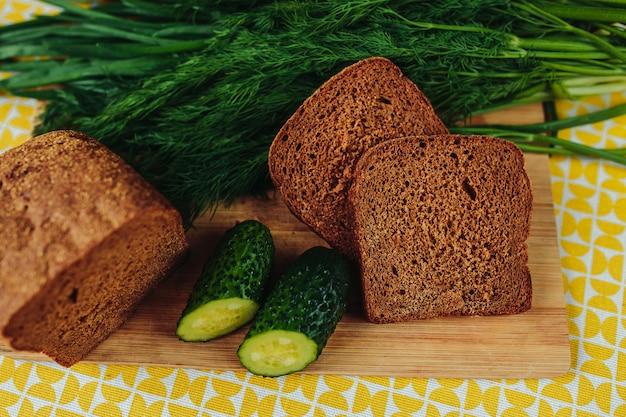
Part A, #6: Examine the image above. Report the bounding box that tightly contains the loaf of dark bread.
[0,130,189,366]
[348,134,533,323]
[268,57,448,259]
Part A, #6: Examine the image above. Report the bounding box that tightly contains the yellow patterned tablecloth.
[2,1,626,416]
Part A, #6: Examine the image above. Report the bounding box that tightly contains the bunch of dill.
[1,0,626,226]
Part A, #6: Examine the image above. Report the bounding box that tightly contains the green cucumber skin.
[180,220,274,318]
[241,246,354,357]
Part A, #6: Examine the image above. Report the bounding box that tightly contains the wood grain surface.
[1,105,571,378]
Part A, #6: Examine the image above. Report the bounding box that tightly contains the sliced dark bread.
[268,57,448,259]
[348,134,533,323]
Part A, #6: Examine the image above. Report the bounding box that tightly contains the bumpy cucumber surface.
[176,220,274,342]
[237,246,353,376]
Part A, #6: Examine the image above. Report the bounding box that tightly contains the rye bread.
[348,134,533,323]
[0,130,189,366]
[268,57,448,259]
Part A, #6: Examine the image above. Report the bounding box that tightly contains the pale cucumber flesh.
[237,329,318,377]
[176,297,259,342]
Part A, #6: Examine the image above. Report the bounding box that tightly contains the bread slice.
[0,130,189,366]
[348,134,532,323]
[268,57,448,259]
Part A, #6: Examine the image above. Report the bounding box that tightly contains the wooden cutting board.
[1,107,571,378]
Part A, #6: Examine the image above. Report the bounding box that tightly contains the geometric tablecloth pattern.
[1,1,626,416]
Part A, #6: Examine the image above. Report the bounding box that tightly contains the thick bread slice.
[268,57,448,259]
[348,135,532,323]
[0,130,189,366]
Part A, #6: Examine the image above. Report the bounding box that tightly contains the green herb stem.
[33,0,135,24]
[540,3,626,23]
[0,57,172,90]
[463,101,626,133]
[551,79,626,100]
[0,39,208,61]
[512,0,626,62]
[510,36,612,53]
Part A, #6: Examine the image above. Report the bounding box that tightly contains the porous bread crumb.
[348,134,533,323]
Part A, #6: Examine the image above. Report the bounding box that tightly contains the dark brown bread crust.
[348,135,532,323]
[0,130,189,366]
[268,57,448,259]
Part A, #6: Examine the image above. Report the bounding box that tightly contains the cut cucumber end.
[237,330,318,377]
[176,297,259,342]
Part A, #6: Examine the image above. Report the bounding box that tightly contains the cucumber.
[237,246,354,377]
[176,220,274,342]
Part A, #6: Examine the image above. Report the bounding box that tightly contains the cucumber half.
[238,246,354,376]
[237,330,318,376]
[176,297,258,342]
[176,220,274,342]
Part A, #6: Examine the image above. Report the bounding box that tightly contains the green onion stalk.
[1,0,625,227]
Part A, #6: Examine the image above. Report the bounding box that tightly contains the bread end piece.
[0,130,189,366]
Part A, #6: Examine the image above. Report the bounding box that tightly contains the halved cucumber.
[176,297,258,342]
[237,330,318,377]
[238,246,354,376]
[176,220,274,342]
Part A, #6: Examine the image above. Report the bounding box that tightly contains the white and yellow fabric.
[1,1,626,416]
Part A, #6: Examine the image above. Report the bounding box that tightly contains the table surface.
[2,2,626,416]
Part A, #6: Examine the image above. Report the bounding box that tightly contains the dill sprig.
[451,102,626,166]
[1,0,626,227]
